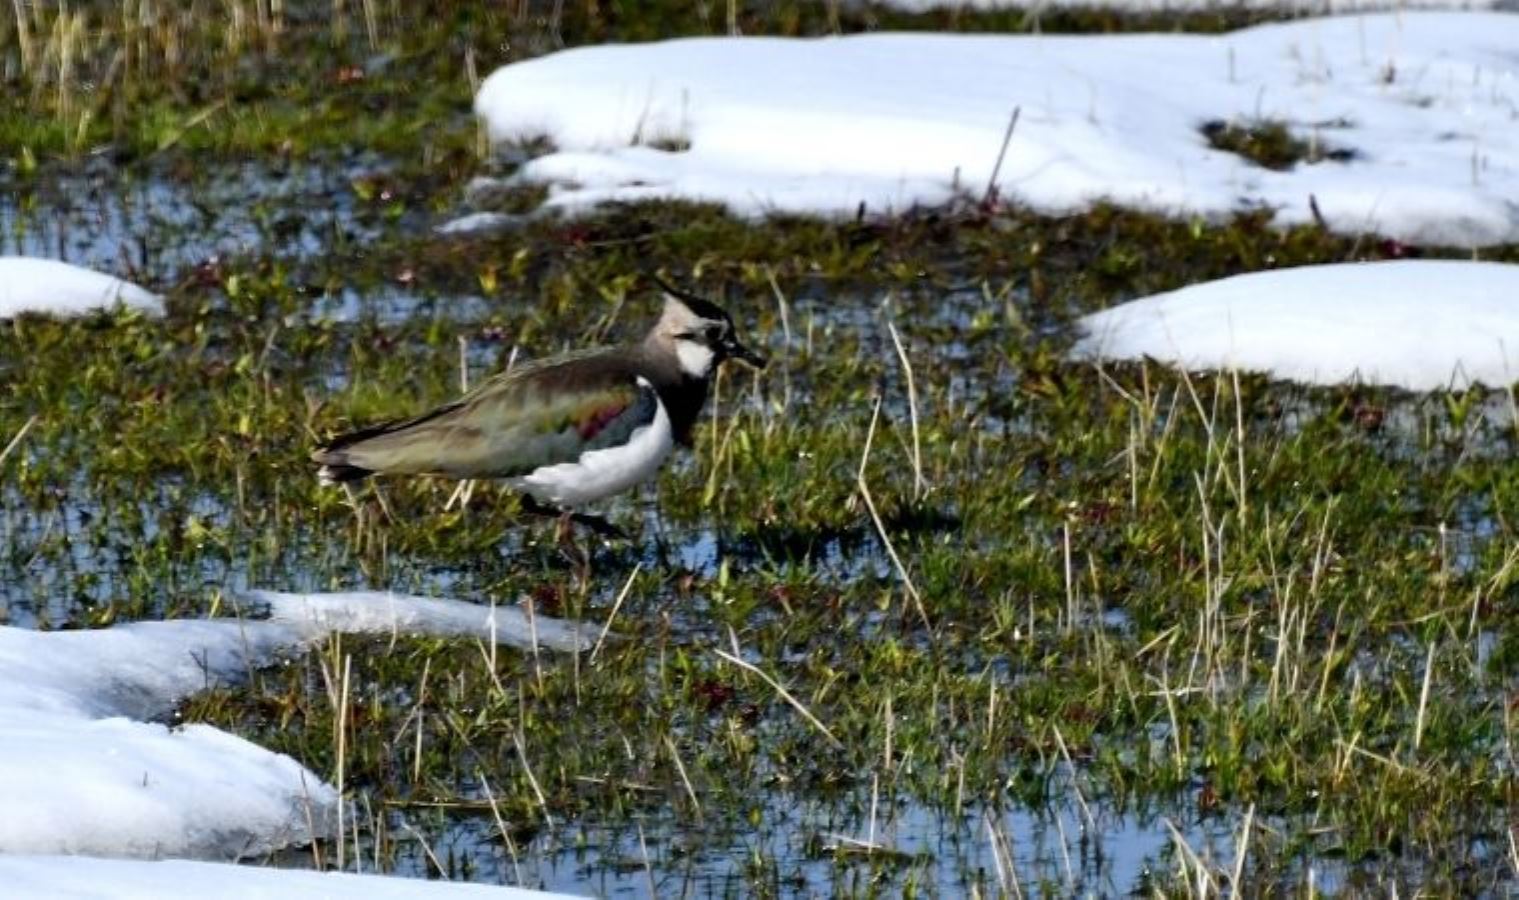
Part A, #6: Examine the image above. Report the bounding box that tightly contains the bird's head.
[649,277,767,379]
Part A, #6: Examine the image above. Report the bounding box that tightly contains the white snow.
[0,855,576,899]
[0,590,593,860]
[1069,259,1519,390]
[0,257,162,318]
[245,589,596,653]
[879,0,1504,11]
[473,13,1519,246]
[436,211,519,235]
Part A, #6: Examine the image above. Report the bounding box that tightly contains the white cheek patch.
[676,340,716,378]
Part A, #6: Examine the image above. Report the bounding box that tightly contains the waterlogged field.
[4,2,1519,896]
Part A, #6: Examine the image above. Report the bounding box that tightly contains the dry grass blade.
[713,645,842,749]
[297,771,324,870]
[1230,804,1255,891]
[591,562,640,663]
[11,0,34,74]
[983,811,1022,899]
[765,265,793,417]
[886,317,927,501]
[1415,639,1437,752]
[402,821,449,880]
[0,414,38,473]
[858,395,932,631]
[1050,724,1096,833]
[477,770,524,885]
[443,479,475,512]
[664,735,703,821]
[334,652,352,870]
[513,730,556,828]
[1509,824,1519,879]
[983,105,1021,205]
[525,594,543,692]
[1163,817,1218,897]
[1334,738,1427,780]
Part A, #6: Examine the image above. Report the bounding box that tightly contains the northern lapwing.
[312,279,766,538]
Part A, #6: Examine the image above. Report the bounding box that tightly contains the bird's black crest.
[651,274,732,324]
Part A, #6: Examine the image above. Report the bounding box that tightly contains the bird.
[311,279,766,538]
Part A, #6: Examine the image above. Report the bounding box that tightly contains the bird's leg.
[341,482,368,552]
[560,512,594,590]
[518,494,629,542]
[569,512,629,541]
[518,495,579,561]
[519,493,566,527]
[370,482,396,525]
[519,496,626,587]
[650,487,672,569]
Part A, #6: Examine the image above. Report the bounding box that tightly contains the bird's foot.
[519,495,629,542]
[568,512,629,542]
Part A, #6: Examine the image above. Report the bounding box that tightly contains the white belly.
[509,389,674,508]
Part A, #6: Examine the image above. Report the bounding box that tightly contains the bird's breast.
[661,378,710,446]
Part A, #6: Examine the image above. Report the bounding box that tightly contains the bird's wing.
[314,354,661,480]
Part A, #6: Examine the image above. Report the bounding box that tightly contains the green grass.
[1,0,1295,164]
[1201,119,1357,171]
[6,192,1518,892]
[4,0,1519,895]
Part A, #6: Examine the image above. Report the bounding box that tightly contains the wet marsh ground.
[6,1,1519,896]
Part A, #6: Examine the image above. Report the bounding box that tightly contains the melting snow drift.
[0,256,162,318]
[878,0,1505,10]
[473,13,1519,246]
[1070,260,1519,390]
[0,590,592,860]
[0,856,575,899]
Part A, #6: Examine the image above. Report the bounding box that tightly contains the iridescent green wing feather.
[314,351,658,479]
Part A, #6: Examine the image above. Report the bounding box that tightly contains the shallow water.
[0,153,422,292]
[7,152,1519,896]
[292,784,1244,897]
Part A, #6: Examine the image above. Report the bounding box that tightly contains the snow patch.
[0,591,594,860]
[474,13,1519,246]
[0,855,578,899]
[0,257,162,318]
[1069,260,1519,390]
[248,589,597,654]
[877,0,1504,11]
[436,210,522,235]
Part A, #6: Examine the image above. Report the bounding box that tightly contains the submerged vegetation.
[4,1,1519,896]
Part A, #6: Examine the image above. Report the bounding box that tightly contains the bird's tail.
[314,459,374,485]
[313,397,467,486]
[310,423,397,485]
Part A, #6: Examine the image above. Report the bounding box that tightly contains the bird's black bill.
[725,338,767,370]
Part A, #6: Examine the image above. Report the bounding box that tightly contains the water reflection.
[0,154,412,281]
[286,789,1246,897]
